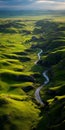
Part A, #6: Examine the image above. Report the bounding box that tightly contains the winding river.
[35,49,49,106]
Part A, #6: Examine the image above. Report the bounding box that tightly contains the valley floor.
[0,15,65,130]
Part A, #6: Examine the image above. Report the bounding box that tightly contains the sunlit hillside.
[0,15,65,130]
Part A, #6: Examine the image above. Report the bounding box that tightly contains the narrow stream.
[35,49,49,106]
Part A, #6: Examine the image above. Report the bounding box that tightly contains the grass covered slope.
[0,94,40,130]
[33,18,65,130]
[0,19,41,130]
[0,16,65,130]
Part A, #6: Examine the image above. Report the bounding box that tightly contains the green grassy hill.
[34,18,65,130]
[0,16,65,130]
[0,19,41,130]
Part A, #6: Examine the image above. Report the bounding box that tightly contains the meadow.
[0,15,65,130]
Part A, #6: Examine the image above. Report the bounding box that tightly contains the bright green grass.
[0,94,40,130]
[0,16,65,130]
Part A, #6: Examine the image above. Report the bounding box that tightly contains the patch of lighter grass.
[56,95,65,100]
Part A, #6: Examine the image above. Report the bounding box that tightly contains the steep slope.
[33,19,65,130]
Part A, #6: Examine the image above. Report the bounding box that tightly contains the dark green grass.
[0,16,65,130]
[36,18,65,130]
